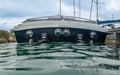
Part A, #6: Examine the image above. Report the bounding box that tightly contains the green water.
[0,42,120,75]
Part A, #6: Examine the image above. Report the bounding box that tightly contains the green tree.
[0,30,9,42]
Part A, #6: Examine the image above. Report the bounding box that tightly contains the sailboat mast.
[73,0,76,17]
[96,0,98,21]
[89,0,93,20]
[59,0,61,16]
[79,0,81,18]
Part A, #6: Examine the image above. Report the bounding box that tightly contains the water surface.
[0,42,120,75]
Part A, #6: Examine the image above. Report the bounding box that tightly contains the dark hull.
[14,27,107,44]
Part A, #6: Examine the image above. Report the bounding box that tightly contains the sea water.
[0,42,120,75]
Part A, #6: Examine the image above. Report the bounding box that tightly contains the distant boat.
[13,0,108,44]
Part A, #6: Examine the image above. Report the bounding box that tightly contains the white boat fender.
[25,30,33,38]
[90,31,96,39]
[63,29,70,37]
[55,28,62,37]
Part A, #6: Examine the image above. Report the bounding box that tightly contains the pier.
[98,19,120,44]
[105,27,120,44]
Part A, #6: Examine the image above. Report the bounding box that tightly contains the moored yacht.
[13,15,107,44]
[13,0,108,44]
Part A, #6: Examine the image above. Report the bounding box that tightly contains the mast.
[59,0,62,16]
[73,0,76,17]
[89,0,93,20]
[96,0,98,21]
[79,0,81,18]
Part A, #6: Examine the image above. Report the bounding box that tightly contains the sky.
[0,0,120,31]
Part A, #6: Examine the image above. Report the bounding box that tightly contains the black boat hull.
[14,27,107,44]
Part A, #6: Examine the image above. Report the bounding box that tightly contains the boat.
[13,0,108,44]
[13,15,107,44]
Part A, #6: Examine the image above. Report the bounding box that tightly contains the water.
[0,42,120,75]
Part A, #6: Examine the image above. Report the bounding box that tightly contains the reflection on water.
[0,42,120,75]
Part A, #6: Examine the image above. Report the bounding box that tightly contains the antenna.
[112,14,114,20]
[59,0,62,16]
[73,0,76,17]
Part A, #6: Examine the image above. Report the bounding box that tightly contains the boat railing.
[23,15,96,23]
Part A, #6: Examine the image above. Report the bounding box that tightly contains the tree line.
[0,30,16,43]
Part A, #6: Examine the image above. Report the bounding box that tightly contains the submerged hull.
[14,27,107,44]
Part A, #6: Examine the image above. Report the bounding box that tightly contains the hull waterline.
[14,27,107,44]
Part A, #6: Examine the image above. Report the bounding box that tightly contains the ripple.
[0,42,119,75]
[3,67,44,71]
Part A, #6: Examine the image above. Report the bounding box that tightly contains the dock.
[105,27,120,44]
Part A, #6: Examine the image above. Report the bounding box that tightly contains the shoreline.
[0,41,16,44]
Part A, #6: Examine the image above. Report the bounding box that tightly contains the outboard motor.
[55,28,62,37]
[25,30,33,44]
[63,29,70,37]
